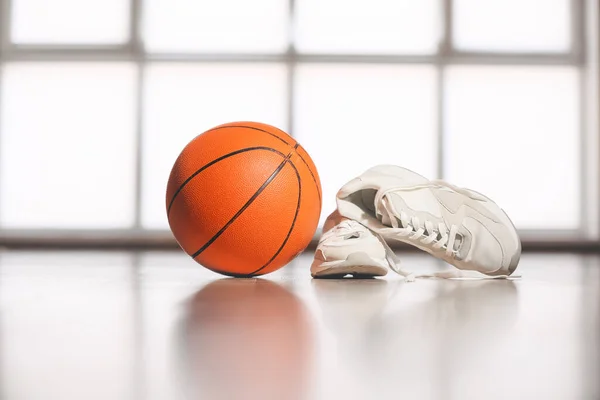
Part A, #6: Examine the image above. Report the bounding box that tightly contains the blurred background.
[0,0,597,249]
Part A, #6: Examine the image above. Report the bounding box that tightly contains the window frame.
[0,0,596,247]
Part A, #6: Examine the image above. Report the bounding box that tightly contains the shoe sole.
[311,252,388,279]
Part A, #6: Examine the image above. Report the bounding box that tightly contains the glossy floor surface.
[0,251,599,400]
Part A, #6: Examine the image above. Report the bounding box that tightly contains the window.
[0,0,596,242]
[453,0,571,52]
[0,63,137,228]
[294,0,440,54]
[143,0,288,53]
[11,0,130,44]
[444,66,580,230]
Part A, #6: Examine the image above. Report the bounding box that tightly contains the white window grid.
[0,0,596,247]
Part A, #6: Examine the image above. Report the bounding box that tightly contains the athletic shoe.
[336,165,521,278]
[311,210,393,279]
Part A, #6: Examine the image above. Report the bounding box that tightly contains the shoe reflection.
[373,280,521,346]
[312,279,519,345]
[179,278,314,400]
[312,279,390,342]
[367,280,521,397]
[311,279,520,399]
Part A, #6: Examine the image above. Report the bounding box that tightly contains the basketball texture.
[166,121,322,277]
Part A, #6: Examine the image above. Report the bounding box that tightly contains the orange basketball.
[166,121,322,277]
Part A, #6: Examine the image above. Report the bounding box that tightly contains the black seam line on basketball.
[167,146,286,216]
[249,160,302,276]
[190,145,298,259]
[294,145,322,203]
[205,125,294,146]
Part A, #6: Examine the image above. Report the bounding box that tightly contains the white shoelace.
[372,231,416,281]
[379,195,461,257]
[376,230,516,281]
[320,211,518,281]
[376,194,518,280]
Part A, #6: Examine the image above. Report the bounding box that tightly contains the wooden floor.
[0,250,598,400]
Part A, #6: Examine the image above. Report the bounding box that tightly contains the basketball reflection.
[180,278,314,400]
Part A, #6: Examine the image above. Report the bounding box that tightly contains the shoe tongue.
[378,211,393,226]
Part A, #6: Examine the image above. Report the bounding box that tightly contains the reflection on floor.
[0,251,598,400]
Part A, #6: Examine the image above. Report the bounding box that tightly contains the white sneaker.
[311,211,391,278]
[336,165,521,278]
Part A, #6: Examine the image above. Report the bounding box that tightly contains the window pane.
[144,0,288,53]
[11,0,129,44]
[295,0,439,54]
[0,63,137,228]
[453,0,570,52]
[444,66,579,229]
[294,64,437,226]
[141,63,288,229]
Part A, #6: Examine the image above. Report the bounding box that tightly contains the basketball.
[166,121,322,277]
